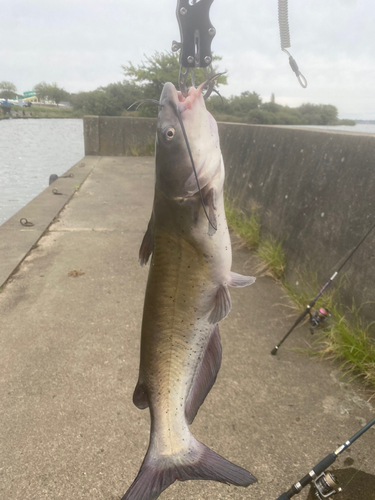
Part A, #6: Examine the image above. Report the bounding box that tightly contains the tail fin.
[121,440,257,500]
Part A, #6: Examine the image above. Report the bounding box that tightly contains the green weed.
[143,141,155,156]
[224,196,375,394]
[284,273,375,393]
[257,237,286,280]
[316,304,375,391]
[282,271,342,316]
[224,198,260,250]
[224,199,285,279]
[19,106,82,119]
[127,141,155,157]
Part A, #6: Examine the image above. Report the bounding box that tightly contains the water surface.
[0,119,84,225]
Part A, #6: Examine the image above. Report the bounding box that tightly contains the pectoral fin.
[185,324,222,424]
[133,381,148,410]
[228,272,256,288]
[139,215,154,266]
[205,187,217,236]
[208,284,232,324]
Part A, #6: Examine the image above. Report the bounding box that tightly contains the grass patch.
[283,272,341,315]
[257,237,286,280]
[225,199,260,250]
[224,196,375,394]
[224,198,285,279]
[127,141,155,157]
[283,274,375,392]
[10,106,83,119]
[316,305,375,391]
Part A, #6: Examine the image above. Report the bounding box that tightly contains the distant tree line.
[0,80,69,106]
[0,53,355,126]
[206,93,355,126]
[0,81,18,99]
[33,82,70,106]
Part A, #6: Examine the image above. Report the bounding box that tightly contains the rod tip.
[271,346,279,356]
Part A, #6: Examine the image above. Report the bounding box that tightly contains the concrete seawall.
[220,123,375,322]
[84,116,156,156]
[0,157,100,289]
[83,116,375,321]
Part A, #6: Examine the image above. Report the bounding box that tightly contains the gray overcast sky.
[2,0,375,119]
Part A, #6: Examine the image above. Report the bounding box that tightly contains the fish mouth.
[177,83,207,112]
[160,82,206,115]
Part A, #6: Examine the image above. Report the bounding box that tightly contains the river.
[1,119,374,226]
[0,119,84,225]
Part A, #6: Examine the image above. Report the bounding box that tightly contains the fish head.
[155,82,222,199]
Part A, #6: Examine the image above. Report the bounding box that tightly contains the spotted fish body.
[122,82,256,500]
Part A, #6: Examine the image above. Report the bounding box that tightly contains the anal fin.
[185,324,222,425]
[208,284,232,324]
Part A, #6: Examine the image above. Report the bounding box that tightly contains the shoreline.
[0,156,98,289]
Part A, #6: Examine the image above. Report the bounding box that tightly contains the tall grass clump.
[224,198,261,250]
[283,272,342,316]
[127,141,155,156]
[317,304,375,391]
[224,198,285,279]
[224,196,375,393]
[257,237,286,280]
[284,274,375,393]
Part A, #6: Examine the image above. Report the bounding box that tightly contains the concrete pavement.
[0,156,374,500]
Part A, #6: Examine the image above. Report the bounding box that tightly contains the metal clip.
[282,48,308,88]
[174,0,216,98]
[178,64,216,100]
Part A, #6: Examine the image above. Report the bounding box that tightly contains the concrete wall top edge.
[218,121,375,138]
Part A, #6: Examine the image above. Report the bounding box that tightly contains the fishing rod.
[271,219,375,355]
[275,417,375,499]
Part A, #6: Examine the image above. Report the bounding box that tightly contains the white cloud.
[2,0,375,118]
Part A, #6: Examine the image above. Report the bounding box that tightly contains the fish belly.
[140,230,213,453]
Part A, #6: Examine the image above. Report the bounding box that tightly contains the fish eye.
[164,127,175,140]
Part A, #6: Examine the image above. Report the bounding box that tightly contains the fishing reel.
[309,307,331,334]
[310,472,342,499]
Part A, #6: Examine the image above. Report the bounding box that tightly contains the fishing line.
[172,102,217,232]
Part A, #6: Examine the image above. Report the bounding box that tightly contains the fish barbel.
[122,81,256,500]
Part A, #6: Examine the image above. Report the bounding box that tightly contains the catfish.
[122,81,256,500]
